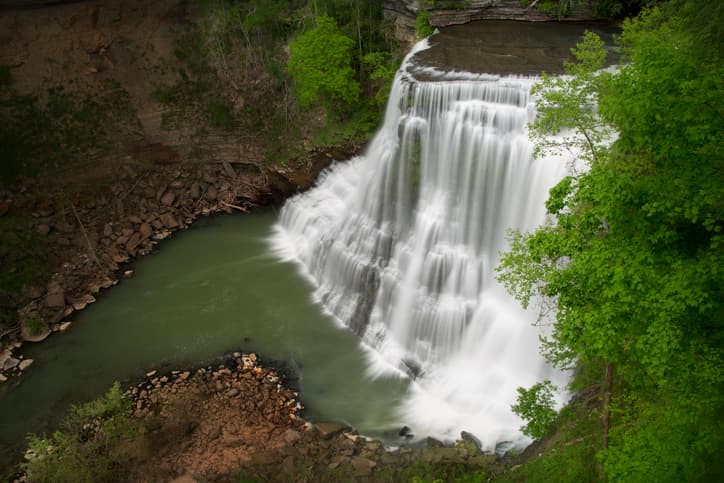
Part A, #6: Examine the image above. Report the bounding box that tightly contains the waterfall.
[271,42,571,450]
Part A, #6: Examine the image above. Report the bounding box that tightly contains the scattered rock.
[2,357,20,371]
[125,232,142,252]
[315,422,348,440]
[190,183,201,200]
[205,186,218,201]
[139,223,153,239]
[160,212,179,229]
[351,456,377,476]
[283,429,301,445]
[161,191,176,206]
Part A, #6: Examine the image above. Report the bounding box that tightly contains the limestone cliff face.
[382,0,597,42]
[428,0,595,26]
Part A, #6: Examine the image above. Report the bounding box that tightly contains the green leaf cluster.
[511,381,558,440]
[23,382,142,483]
[498,2,723,480]
[288,16,360,109]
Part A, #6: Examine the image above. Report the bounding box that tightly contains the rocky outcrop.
[381,0,598,39]
[428,0,596,26]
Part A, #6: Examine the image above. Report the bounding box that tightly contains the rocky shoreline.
[0,143,358,384]
[17,351,505,482]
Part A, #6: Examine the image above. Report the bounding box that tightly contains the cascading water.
[271,41,571,450]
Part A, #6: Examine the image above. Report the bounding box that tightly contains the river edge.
[0,142,360,382]
[11,349,505,482]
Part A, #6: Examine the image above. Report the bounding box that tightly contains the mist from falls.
[271,41,572,450]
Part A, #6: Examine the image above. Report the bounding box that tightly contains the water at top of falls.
[270,40,572,450]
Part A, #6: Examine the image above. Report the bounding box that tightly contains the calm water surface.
[0,210,409,467]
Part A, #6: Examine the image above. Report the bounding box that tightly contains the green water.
[0,211,409,467]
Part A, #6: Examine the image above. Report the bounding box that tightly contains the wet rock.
[315,422,348,440]
[3,357,20,371]
[123,270,134,279]
[19,359,33,371]
[399,425,414,438]
[59,321,72,332]
[427,437,445,448]
[0,373,7,383]
[461,431,483,454]
[160,213,179,229]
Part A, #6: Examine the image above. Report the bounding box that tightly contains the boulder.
[19,359,33,371]
[351,456,376,476]
[461,430,483,454]
[315,422,348,439]
[139,223,153,239]
[426,436,445,448]
[2,357,19,371]
[125,232,142,252]
[205,186,218,202]
[190,183,201,200]
[161,191,176,206]
[160,213,179,229]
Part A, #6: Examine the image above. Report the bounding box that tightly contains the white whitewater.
[271,42,571,450]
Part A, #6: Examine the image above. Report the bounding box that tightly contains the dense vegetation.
[500,1,723,480]
[152,0,401,163]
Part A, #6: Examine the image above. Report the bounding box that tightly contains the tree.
[287,15,360,109]
[498,2,723,480]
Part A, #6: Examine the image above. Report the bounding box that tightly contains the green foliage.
[511,381,558,440]
[23,382,142,483]
[288,16,360,109]
[25,318,46,336]
[0,217,51,336]
[498,3,723,480]
[416,9,434,38]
